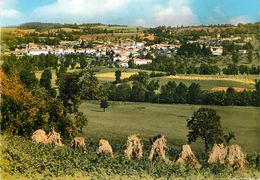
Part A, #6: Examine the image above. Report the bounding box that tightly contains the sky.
[1,0,260,27]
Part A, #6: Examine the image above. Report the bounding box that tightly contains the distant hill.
[19,22,63,29]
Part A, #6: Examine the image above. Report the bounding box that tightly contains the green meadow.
[80,101,260,154]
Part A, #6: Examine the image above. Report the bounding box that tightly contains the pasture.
[80,101,260,154]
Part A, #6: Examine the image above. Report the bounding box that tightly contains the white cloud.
[228,16,249,25]
[32,0,131,23]
[206,15,250,25]
[1,8,22,18]
[154,0,199,27]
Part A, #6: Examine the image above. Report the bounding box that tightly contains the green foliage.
[187,108,226,152]
[232,51,239,64]
[159,81,177,103]
[187,83,202,104]
[75,112,88,133]
[1,135,259,179]
[80,71,101,100]
[247,49,253,63]
[128,60,135,68]
[175,82,188,104]
[40,69,52,90]
[57,72,84,113]
[115,70,122,82]
[100,99,109,112]
[177,43,212,57]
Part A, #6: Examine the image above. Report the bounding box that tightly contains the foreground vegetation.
[1,134,260,179]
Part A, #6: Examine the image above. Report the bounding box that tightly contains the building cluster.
[187,34,251,56]
[12,33,250,68]
[14,40,156,67]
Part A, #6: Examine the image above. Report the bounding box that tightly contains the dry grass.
[210,87,247,92]
[95,72,137,79]
[164,75,256,85]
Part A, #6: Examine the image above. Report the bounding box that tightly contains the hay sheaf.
[31,129,49,144]
[71,137,86,149]
[208,144,227,165]
[176,144,198,166]
[208,144,246,170]
[31,128,64,147]
[97,139,113,157]
[149,135,167,161]
[124,134,143,159]
[226,144,247,169]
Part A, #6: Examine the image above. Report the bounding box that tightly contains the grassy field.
[79,101,260,154]
[153,75,257,90]
[0,27,17,33]
[95,68,258,90]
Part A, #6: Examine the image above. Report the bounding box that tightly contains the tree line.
[100,72,260,107]
[137,55,259,75]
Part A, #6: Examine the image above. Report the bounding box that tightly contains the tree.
[40,69,52,90]
[252,80,260,106]
[58,72,82,113]
[175,82,188,103]
[0,69,85,138]
[223,64,238,75]
[19,69,38,89]
[130,72,149,86]
[130,83,146,102]
[100,98,109,112]
[187,83,201,104]
[115,70,122,82]
[224,87,238,105]
[128,60,135,68]
[232,51,239,64]
[112,83,132,101]
[81,70,101,100]
[204,91,226,105]
[187,108,225,152]
[75,112,88,133]
[239,65,249,75]
[146,80,160,102]
[159,81,177,103]
[247,49,253,63]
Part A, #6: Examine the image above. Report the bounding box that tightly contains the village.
[10,32,251,68]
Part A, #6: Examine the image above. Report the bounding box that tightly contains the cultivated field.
[79,101,260,154]
[95,68,258,90]
[96,72,137,79]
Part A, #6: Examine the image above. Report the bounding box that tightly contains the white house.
[28,49,49,56]
[63,49,75,54]
[210,46,223,56]
[132,58,152,65]
[239,49,247,54]
[76,49,86,53]
[136,42,144,47]
[118,62,129,68]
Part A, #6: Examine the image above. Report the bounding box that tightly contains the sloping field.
[164,75,256,85]
[80,101,260,154]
